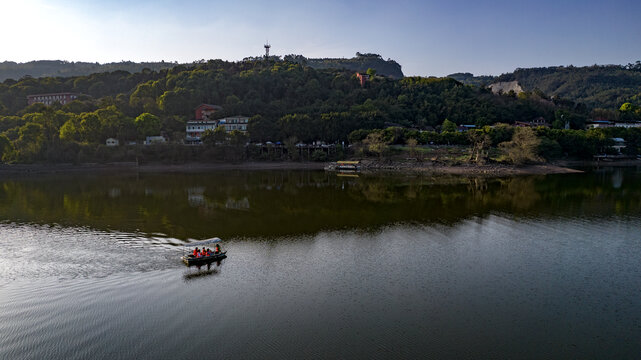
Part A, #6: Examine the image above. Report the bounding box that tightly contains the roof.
[183,237,221,247]
[195,104,223,110]
[187,120,218,124]
[27,92,80,97]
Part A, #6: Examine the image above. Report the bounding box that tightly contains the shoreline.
[0,158,638,176]
[0,162,327,174]
[342,159,586,176]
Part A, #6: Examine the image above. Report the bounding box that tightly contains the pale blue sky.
[1,0,639,76]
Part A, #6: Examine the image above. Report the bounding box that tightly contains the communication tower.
[264,42,271,59]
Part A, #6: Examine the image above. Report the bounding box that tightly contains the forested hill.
[284,53,404,78]
[1,58,640,164]
[1,53,404,82]
[449,61,641,109]
[0,60,179,82]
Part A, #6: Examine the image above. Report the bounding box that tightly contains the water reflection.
[183,261,224,281]
[0,168,639,239]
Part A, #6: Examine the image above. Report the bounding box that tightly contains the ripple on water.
[0,223,185,282]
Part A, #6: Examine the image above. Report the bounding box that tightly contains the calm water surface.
[1,168,640,359]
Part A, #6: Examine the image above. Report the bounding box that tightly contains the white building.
[185,120,218,144]
[185,115,249,144]
[218,116,249,133]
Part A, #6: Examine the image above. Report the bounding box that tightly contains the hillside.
[284,53,404,78]
[449,61,641,109]
[0,59,639,164]
[0,60,179,82]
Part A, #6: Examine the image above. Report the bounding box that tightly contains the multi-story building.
[185,104,224,144]
[27,93,80,106]
[218,116,249,133]
[186,119,219,144]
[186,102,250,144]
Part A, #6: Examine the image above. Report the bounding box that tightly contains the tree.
[229,130,248,147]
[134,112,162,138]
[363,132,388,159]
[59,118,80,142]
[468,130,491,164]
[441,118,457,133]
[13,123,45,162]
[202,126,227,146]
[406,138,418,158]
[78,112,102,143]
[499,127,543,165]
[0,134,13,162]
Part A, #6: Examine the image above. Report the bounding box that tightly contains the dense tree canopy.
[0,58,638,163]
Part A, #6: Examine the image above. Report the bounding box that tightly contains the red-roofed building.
[195,104,223,120]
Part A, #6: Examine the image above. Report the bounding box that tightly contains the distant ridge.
[448,61,641,109]
[0,60,178,82]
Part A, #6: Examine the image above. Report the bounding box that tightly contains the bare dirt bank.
[335,159,586,176]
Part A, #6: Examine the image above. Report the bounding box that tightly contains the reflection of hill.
[0,170,639,239]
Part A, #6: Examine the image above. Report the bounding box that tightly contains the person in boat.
[206,248,212,256]
[201,248,207,257]
[214,244,221,254]
[193,247,199,257]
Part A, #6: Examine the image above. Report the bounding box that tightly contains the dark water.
[1,168,640,359]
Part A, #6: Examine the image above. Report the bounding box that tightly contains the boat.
[181,237,227,266]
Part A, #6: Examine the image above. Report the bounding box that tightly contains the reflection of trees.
[0,170,639,239]
[497,177,542,211]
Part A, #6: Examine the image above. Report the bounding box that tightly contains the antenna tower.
[264,42,271,59]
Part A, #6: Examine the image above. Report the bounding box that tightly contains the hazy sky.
[1,0,640,76]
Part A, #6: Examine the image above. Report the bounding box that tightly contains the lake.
[1,168,640,359]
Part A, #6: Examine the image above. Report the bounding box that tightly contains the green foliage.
[499,127,543,165]
[537,137,563,160]
[311,149,327,162]
[2,57,640,164]
[441,119,457,133]
[284,53,404,78]
[0,134,12,162]
[135,112,162,138]
[363,132,389,158]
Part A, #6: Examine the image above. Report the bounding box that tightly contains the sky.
[1,0,640,76]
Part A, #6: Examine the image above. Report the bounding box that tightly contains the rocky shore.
[326,159,587,176]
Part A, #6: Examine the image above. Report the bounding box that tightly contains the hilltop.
[284,53,404,78]
[0,53,404,82]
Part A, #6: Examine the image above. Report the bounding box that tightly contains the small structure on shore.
[106,138,119,146]
[326,160,361,173]
[144,136,166,145]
